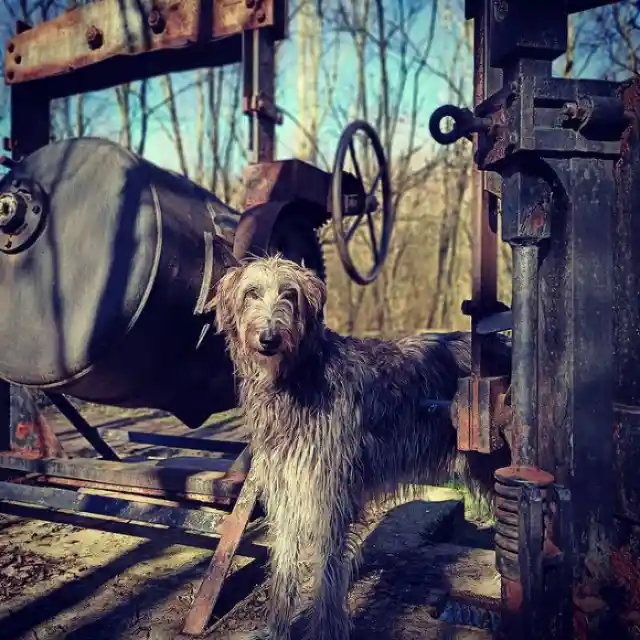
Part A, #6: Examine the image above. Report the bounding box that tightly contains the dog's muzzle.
[258,329,282,355]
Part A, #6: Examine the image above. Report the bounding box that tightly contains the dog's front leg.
[266,521,305,640]
[304,510,352,640]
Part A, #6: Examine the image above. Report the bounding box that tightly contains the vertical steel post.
[437,1,625,637]
[1,22,53,456]
[243,27,277,164]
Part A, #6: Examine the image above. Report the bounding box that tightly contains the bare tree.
[161,74,189,176]
[207,66,245,204]
[2,0,511,339]
[317,0,480,335]
[572,2,640,80]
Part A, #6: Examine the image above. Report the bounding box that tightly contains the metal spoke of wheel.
[365,211,379,262]
[348,140,364,187]
[368,169,382,197]
[345,208,366,244]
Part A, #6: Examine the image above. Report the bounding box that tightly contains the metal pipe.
[243,27,276,164]
[510,244,539,467]
[45,393,120,461]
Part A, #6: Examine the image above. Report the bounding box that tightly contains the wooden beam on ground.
[182,462,259,636]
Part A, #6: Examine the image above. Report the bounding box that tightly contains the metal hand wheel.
[331,120,393,286]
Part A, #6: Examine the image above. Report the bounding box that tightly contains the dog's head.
[213,255,326,374]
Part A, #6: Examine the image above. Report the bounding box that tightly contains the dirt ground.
[0,403,500,640]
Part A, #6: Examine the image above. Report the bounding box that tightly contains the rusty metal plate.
[242,159,332,210]
[5,0,276,85]
[454,376,474,452]
[453,374,509,454]
[215,0,275,37]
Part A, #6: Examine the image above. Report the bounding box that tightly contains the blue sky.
[0,1,624,178]
[105,2,457,175]
[0,1,469,176]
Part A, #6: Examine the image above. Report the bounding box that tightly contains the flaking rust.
[8,386,65,459]
[4,0,276,85]
[611,547,640,632]
[617,77,640,171]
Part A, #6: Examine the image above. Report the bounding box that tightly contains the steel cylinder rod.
[510,244,539,468]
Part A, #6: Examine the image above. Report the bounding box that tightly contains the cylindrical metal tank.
[0,137,241,427]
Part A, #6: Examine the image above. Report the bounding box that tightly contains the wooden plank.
[0,454,242,500]
[77,486,228,512]
[43,475,240,505]
[0,480,226,534]
[182,470,259,635]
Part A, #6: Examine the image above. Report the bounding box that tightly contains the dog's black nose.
[259,330,282,351]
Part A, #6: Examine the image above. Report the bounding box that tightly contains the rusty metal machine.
[0,0,394,635]
[429,0,640,637]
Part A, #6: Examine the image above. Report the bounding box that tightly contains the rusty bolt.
[0,194,18,225]
[256,6,267,22]
[0,193,25,235]
[561,102,579,119]
[86,25,103,50]
[148,9,166,34]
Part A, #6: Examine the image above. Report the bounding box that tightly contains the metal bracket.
[242,91,283,125]
[453,374,510,454]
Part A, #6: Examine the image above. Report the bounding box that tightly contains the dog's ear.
[300,268,326,320]
[209,265,243,334]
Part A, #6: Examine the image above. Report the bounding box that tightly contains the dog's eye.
[244,287,260,301]
[281,289,297,303]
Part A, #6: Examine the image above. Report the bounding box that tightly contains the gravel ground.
[0,403,500,640]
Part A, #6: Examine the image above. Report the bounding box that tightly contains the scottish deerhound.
[214,256,511,640]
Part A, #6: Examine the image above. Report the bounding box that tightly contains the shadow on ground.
[212,498,497,640]
[1,525,268,640]
[350,500,473,639]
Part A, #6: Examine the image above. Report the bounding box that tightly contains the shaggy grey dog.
[214,256,511,640]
